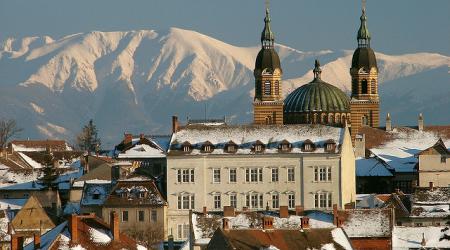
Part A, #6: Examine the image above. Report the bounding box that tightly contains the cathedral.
[253,4,379,140]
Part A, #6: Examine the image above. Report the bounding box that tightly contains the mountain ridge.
[0,28,449,146]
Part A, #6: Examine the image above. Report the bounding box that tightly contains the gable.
[11,196,55,232]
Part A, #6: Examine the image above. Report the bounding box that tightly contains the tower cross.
[362,0,366,11]
[265,0,270,10]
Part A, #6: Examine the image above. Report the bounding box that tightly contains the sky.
[0,0,449,55]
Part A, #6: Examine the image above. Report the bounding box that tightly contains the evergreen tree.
[39,152,59,190]
[76,119,101,153]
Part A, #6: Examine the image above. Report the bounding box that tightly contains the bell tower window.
[274,81,279,95]
[361,79,368,94]
[362,115,369,126]
[264,81,271,95]
[371,79,376,94]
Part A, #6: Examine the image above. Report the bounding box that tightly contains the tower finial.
[362,0,366,12]
[261,0,275,49]
[357,0,371,48]
[313,59,322,80]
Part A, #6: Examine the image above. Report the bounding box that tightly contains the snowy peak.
[0,27,449,143]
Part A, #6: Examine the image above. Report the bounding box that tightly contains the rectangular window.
[271,168,279,182]
[315,166,331,182]
[151,210,157,222]
[178,194,195,209]
[264,81,271,95]
[287,168,295,182]
[246,168,263,183]
[213,168,221,183]
[229,168,237,183]
[442,157,447,163]
[288,194,295,209]
[314,192,332,208]
[230,194,237,208]
[246,193,263,209]
[251,194,258,208]
[138,210,145,222]
[214,194,221,209]
[177,169,195,183]
[272,194,279,209]
[122,210,129,222]
[274,81,279,95]
[177,224,190,240]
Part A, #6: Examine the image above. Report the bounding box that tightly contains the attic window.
[139,192,145,198]
[93,193,100,200]
[183,146,190,152]
[326,144,333,151]
[255,145,262,152]
[228,145,235,152]
[201,142,214,153]
[253,142,265,153]
[225,141,238,153]
[305,144,312,151]
[279,140,291,152]
[302,140,315,152]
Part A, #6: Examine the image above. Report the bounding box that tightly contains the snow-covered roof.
[369,128,450,173]
[356,157,393,177]
[170,124,344,155]
[0,199,27,210]
[356,194,387,209]
[81,183,113,206]
[410,187,450,218]
[392,226,450,249]
[117,144,165,159]
[192,210,335,242]
[339,209,392,238]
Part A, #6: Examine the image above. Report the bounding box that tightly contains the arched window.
[341,114,346,124]
[313,113,318,124]
[264,81,271,95]
[265,116,273,125]
[329,114,334,124]
[362,115,369,126]
[361,79,368,94]
[336,114,341,124]
[352,79,358,94]
[274,81,279,95]
[321,114,327,124]
[371,79,376,94]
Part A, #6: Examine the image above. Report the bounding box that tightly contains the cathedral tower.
[350,3,379,140]
[253,6,284,125]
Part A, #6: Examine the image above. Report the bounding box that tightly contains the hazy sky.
[0,0,449,55]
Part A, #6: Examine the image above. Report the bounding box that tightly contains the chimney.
[222,218,230,230]
[202,206,207,215]
[279,206,289,218]
[301,216,310,229]
[139,133,145,139]
[262,216,274,230]
[223,206,235,217]
[421,233,426,246]
[354,134,366,158]
[295,205,304,216]
[172,116,179,133]
[110,211,120,241]
[386,113,392,131]
[344,202,355,210]
[242,207,248,212]
[34,233,41,249]
[70,214,78,243]
[333,204,338,226]
[418,113,424,132]
[124,133,133,144]
[10,235,24,250]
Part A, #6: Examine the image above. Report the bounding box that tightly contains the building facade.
[417,139,450,187]
[166,124,355,241]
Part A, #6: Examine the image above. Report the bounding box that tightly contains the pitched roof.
[81,183,113,207]
[10,140,69,152]
[392,226,450,249]
[356,157,393,176]
[11,196,55,234]
[338,209,393,238]
[207,228,351,250]
[103,179,166,207]
[418,138,449,156]
[169,124,344,156]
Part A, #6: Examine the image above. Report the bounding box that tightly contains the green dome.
[284,60,350,113]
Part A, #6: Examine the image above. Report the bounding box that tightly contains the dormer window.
[324,139,336,153]
[252,140,265,153]
[181,141,192,153]
[302,140,315,152]
[93,193,100,200]
[201,141,214,153]
[279,140,292,152]
[224,141,238,153]
[139,192,145,198]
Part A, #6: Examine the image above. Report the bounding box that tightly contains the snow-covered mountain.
[0,28,449,147]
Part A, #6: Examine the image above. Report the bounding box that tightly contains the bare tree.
[126,223,164,249]
[0,118,23,151]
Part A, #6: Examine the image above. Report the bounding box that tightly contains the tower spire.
[261,0,275,49]
[357,0,371,48]
[313,60,322,80]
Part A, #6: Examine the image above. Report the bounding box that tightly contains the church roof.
[254,48,281,73]
[284,60,350,113]
[351,47,378,70]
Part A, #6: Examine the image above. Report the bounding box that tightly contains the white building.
[166,124,355,240]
